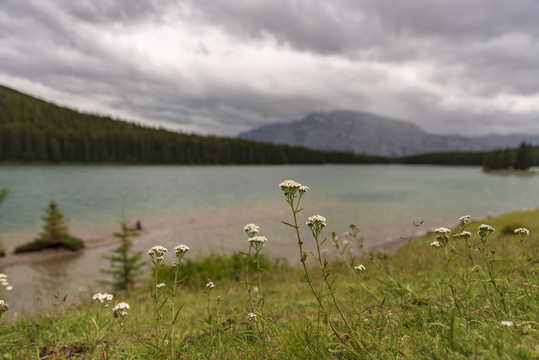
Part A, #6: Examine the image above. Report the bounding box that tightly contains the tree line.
[0,85,384,165]
[0,84,537,168]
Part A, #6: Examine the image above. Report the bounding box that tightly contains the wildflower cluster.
[243,223,260,238]
[434,227,451,247]
[306,215,327,236]
[206,282,215,289]
[174,244,189,261]
[0,300,8,317]
[453,231,472,240]
[514,227,529,237]
[112,302,130,317]
[148,245,168,264]
[478,224,495,237]
[247,312,256,322]
[0,273,13,292]
[459,215,471,226]
[92,292,114,304]
[354,264,366,272]
[279,179,308,202]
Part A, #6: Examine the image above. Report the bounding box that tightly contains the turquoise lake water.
[0,164,537,316]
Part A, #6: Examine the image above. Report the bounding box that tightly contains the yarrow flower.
[453,231,472,240]
[306,215,327,230]
[435,227,450,245]
[478,224,495,237]
[514,228,529,237]
[0,300,8,316]
[206,282,215,289]
[112,302,130,317]
[174,244,190,260]
[459,215,471,227]
[430,240,441,248]
[243,223,260,238]
[435,227,451,234]
[247,312,257,321]
[501,320,515,327]
[149,245,168,263]
[279,179,304,198]
[248,236,267,245]
[156,283,166,289]
[92,292,114,304]
[354,264,366,271]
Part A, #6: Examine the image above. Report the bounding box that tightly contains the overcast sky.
[1,0,539,137]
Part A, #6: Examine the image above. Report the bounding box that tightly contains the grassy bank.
[1,207,538,359]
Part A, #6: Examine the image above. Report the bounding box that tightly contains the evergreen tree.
[14,200,84,253]
[101,221,144,291]
[38,200,69,243]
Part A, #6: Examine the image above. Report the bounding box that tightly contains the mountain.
[238,111,489,157]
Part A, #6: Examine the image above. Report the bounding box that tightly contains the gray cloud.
[1,0,539,136]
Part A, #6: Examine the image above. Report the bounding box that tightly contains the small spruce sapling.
[102,221,144,292]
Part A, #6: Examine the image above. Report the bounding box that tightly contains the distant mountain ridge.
[238,111,488,157]
[238,111,539,157]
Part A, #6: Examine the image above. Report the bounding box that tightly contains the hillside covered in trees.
[0,84,537,168]
[0,85,385,165]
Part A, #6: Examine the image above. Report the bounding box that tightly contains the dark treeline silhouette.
[1,85,538,167]
[0,85,385,165]
[482,142,537,171]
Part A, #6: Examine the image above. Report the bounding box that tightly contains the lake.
[0,164,538,316]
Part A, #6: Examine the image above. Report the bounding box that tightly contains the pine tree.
[38,200,69,243]
[101,221,144,291]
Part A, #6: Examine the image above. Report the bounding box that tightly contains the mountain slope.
[238,111,489,157]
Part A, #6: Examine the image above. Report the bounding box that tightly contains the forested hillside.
[0,85,384,164]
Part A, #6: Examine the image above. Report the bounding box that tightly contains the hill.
[0,85,383,165]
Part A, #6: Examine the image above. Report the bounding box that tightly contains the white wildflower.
[149,245,168,263]
[514,228,529,237]
[247,312,257,321]
[243,223,260,238]
[206,282,215,289]
[253,287,259,293]
[355,264,366,271]
[248,236,267,245]
[430,241,441,248]
[299,185,309,193]
[112,302,130,317]
[435,227,451,234]
[279,179,303,197]
[478,224,495,237]
[92,292,114,304]
[5,286,12,291]
[306,215,327,230]
[279,179,302,191]
[174,244,189,258]
[0,300,8,315]
[459,215,471,226]
[0,274,6,278]
[156,283,166,289]
[501,320,514,327]
[453,231,472,240]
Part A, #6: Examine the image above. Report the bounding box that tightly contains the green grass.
[1,209,538,359]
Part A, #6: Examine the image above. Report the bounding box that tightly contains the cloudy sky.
[1,0,539,137]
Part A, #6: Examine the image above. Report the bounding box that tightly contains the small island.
[14,201,84,254]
